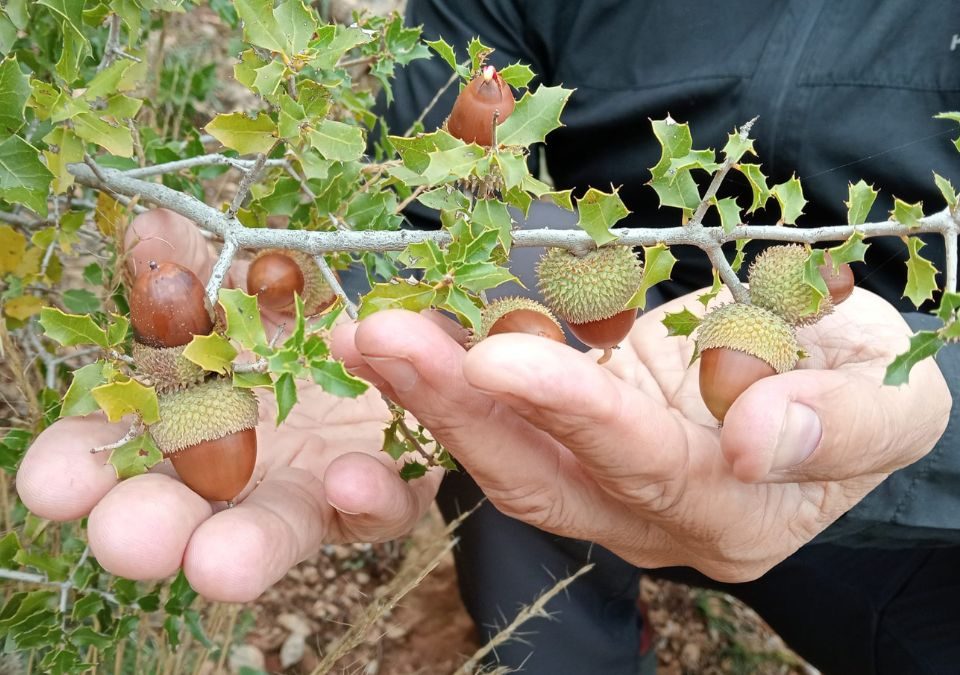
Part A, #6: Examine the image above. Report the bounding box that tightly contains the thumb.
[125,208,215,282]
[720,362,950,484]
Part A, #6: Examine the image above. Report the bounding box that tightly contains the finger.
[323,452,441,541]
[16,416,122,521]
[348,311,669,548]
[721,361,951,483]
[125,209,214,281]
[181,467,329,602]
[462,333,695,500]
[87,473,212,579]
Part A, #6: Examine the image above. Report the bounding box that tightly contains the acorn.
[129,260,258,503]
[247,249,336,316]
[536,246,644,363]
[472,297,566,346]
[819,251,855,305]
[129,261,214,348]
[748,244,847,326]
[695,302,800,422]
[149,378,259,502]
[446,65,516,147]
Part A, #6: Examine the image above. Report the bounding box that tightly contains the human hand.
[16,209,440,601]
[331,288,951,581]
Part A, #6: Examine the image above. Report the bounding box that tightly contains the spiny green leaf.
[218,288,267,350]
[471,197,513,253]
[0,135,53,216]
[233,370,273,389]
[662,307,701,337]
[467,37,491,73]
[713,197,741,233]
[274,0,316,55]
[91,379,159,424]
[310,360,368,398]
[417,186,471,212]
[891,198,924,228]
[933,172,957,210]
[845,180,878,225]
[698,269,723,307]
[39,307,108,347]
[667,149,720,177]
[441,284,482,330]
[627,243,676,310]
[0,57,30,133]
[205,112,276,155]
[421,142,486,183]
[735,163,770,214]
[234,0,286,52]
[359,279,438,319]
[801,248,830,316]
[0,531,21,569]
[61,361,108,418]
[499,62,534,89]
[182,333,238,375]
[108,433,162,479]
[426,37,469,78]
[721,128,755,164]
[73,112,133,157]
[453,261,516,292]
[935,111,960,153]
[308,119,364,162]
[576,187,629,246]
[827,231,870,268]
[771,175,806,225]
[399,460,428,481]
[903,237,939,307]
[884,331,944,386]
[496,85,573,147]
[935,291,960,323]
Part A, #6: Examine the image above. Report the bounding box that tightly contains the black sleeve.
[814,310,960,547]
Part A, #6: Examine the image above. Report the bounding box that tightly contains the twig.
[206,238,238,306]
[0,566,118,606]
[946,226,958,294]
[97,14,123,72]
[394,185,427,214]
[84,154,107,183]
[687,117,757,229]
[91,418,145,454]
[404,68,462,136]
[226,152,271,219]
[454,563,595,675]
[122,154,287,179]
[284,163,316,202]
[336,54,376,69]
[315,254,358,320]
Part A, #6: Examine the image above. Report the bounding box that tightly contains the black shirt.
[380,0,960,545]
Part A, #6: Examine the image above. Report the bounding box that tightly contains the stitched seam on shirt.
[800,80,960,93]
[566,75,743,93]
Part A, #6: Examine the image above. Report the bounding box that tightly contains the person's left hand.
[331,287,951,581]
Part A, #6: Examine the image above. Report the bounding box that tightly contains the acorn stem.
[597,348,613,365]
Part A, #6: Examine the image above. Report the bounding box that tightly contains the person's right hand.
[16,209,441,602]
[331,287,951,581]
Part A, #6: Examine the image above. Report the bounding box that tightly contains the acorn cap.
[748,244,833,326]
[149,378,259,456]
[252,249,336,316]
[536,246,644,324]
[695,302,800,374]
[471,297,563,345]
[132,341,207,394]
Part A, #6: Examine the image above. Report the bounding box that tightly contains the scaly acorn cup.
[748,244,849,325]
[149,378,259,503]
[471,297,566,346]
[247,249,336,316]
[131,341,205,394]
[446,65,516,147]
[536,245,644,363]
[695,302,801,422]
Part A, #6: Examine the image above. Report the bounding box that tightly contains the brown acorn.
[149,378,260,503]
[129,260,213,348]
[819,252,855,305]
[446,65,516,146]
[472,297,566,345]
[567,309,638,353]
[247,249,336,316]
[695,303,800,422]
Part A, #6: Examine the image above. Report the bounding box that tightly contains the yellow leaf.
[0,225,26,274]
[3,295,44,320]
[95,192,126,237]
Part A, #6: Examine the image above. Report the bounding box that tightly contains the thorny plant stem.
[91,419,145,454]
[0,567,119,606]
[314,254,358,319]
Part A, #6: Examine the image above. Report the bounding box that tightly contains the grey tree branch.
[206,238,238,306]
[122,154,287,179]
[314,254,358,320]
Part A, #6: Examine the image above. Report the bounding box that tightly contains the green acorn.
[748,244,833,326]
[536,246,643,362]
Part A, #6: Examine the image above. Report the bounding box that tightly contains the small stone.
[277,613,312,636]
[228,644,265,674]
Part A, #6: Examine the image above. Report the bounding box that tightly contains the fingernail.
[365,357,418,392]
[327,498,362,516]
[773,403,822,471]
